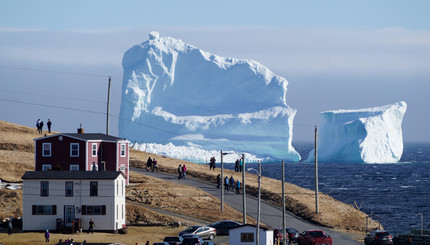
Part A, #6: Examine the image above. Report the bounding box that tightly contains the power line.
[0,64,109,78]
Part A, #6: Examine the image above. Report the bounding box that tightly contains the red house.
[34,132,130,185]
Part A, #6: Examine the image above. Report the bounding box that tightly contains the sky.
[1,0,430,143]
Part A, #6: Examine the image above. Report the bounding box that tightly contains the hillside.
[0,120,379,234]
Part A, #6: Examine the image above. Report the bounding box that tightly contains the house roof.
[231,224,273,231]
[22,171,125,180]
[34,133,128,142]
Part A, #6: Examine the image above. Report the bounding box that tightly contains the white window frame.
[120,143,126,157]
[42,143,52,157]
[92,143,97,157]
[120,164,125,174]
[42,164,52,171]
[70,143,79,157]
[70,164,79,171]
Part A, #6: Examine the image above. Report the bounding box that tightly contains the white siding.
[229,226,274,245]
[23,175,126,231]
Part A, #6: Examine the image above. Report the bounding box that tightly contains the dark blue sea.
[223,142,430,235]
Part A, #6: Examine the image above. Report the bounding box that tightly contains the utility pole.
[106,76,111,135]
[256,161,261,245]
[221,151,224,211]
[282,161,287,245]
[242,153,246,225]
[315,126,319,214]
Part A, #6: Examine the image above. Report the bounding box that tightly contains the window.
[65,181,73,197]
[81,205,106,215]
[40,181,49,196]
[122,180,124,196]
[120,164,126,174]
[120,144,126,157]
[90,181,98,196]
[116,180,119,196]
[241,232,254,242]
[32,205,56,215]
[70,165,79,171]
[122,204,124,219]
[42,164,51,171]
[70,143,79,157]
[116,205,118,219]
[42,143,51,157]
[92,143,97,156]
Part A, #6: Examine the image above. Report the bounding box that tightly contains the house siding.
[22,175,126,231]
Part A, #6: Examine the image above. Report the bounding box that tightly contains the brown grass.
[0,120,380,241]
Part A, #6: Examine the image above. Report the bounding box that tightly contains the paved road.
[131,167,361,245]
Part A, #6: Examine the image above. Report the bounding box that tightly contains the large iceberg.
[307,101,407,163]
[119,32,300,162]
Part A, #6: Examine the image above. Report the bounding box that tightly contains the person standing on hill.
[178,164,183,179]
[152,158,158,172]
[235,159,239,172]
[216,174,221,189]
[47,119,52,133]
[36,119,41,133]
[239,158,243,172]
[39,121,44,134]
[146,157,152,171]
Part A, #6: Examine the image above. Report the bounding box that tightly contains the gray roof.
[22,171,124,180]
[62,133,125,141]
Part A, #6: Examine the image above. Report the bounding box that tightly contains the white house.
[229,224,274,245]
[22,171,126,232]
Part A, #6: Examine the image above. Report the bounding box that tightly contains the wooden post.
[242,154,246,225]
[106,76,111,135]
[315,126,319,214]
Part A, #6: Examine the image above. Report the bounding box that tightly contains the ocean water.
[224,143,430,235]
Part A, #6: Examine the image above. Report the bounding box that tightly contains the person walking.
[234,159,239,172]
[152,158,158,172]
[36,119,41,133]
[47,119,52,133]
[88,219,95,234]
[44,229,50,242]
[7,220,12,235]
[182,164,187,179]
[178,164,183,179]
[224,176,229,192]
[216,174,221,189]
[211,157,216,170]
[229,176,235,191]
[146,157,153,171]
[236,180,241,194]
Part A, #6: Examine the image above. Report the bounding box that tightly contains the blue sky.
[1,0,429,142]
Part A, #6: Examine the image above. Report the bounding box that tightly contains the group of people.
[177,164,187,179]
[36,119,52,134]
[217,174,241,194]
[209,156,216,170]
[234,158,243,172]
[146,157,158,172]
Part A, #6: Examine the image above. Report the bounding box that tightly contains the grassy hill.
[0,120,379,236]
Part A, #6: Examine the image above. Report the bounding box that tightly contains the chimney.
[99,161,106,171]
[77,124,84,134]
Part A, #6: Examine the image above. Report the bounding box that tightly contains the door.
[64,205,75,227]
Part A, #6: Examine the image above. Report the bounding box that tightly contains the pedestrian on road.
[229,176,235,191]
[152,158,158,172]
[236,180,241,194]
[146,157,152,171]
[7,220,12,235]
[88,219,95,234]
[216,174,221,189]
[182,164,187,179]
[224,176,229,192]
[47,119,52,133]
[45,229,50,242]
[178,164,183,179]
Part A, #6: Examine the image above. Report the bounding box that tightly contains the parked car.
[153,243,170,245]
[181,234,205,245]
[203,242,214,245]
[364,230,393,245]
[179,225,216,240]
[163,236,184,245]
[274,227,299,243]
[207,220,241,235]
[297,230,333,245]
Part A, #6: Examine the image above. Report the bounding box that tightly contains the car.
[207,220,242,235]
[153,243,170,245]
[179,225,216,240]
[181,234,205,245]
[364,230,393,245]
[163,236,184,245]
[297,230,333,245]
[274,227,299,243]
